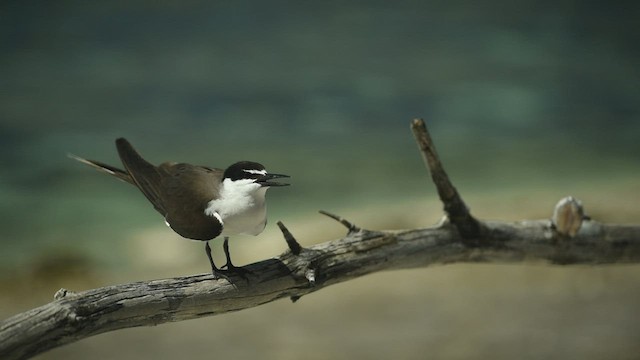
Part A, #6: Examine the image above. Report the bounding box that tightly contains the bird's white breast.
[204,179,268,236]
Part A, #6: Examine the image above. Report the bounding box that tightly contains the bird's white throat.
[204,178,268,236]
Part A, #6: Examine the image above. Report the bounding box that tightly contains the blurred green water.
[1,1,639,272]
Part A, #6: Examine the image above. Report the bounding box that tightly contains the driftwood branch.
[2,119,640,360]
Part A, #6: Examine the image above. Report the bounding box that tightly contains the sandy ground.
[2,180,639,360]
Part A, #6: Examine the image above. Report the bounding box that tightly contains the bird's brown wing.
[75,138,223,240]
[115,138,166,215]
[158,162,224,240]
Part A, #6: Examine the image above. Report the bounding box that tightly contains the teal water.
[1,1,638,271]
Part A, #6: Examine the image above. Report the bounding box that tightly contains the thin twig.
[318,210,361,233]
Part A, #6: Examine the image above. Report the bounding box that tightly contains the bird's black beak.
[256,173,290,187]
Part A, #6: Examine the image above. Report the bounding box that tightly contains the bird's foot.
[211,268,233,282]
[220,262,254,278]
[220,237,254,281]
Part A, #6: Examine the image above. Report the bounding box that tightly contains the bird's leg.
[221,237,253,278]
[204,241,230,281]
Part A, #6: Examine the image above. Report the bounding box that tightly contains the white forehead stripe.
[243,169,267,175]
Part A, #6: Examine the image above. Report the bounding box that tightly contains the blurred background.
[1,1,639,359]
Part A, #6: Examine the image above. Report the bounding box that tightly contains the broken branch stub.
[410,118,485,242]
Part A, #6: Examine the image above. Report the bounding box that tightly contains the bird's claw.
[220,263,254,281]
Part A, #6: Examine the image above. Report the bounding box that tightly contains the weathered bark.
[1,119,638,360]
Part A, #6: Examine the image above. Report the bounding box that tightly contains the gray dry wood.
[2,218,639,359]
[1,119,639,360]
